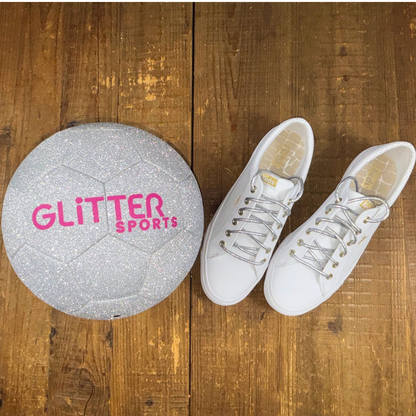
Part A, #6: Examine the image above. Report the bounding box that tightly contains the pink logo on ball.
[32,192,178,234]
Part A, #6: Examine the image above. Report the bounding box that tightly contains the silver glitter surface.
[179,175,204,238]
[68,235,149,301]
[63,126,142,182]
[130,131,191,182]
[12,244,87,313]
[9,130,70,191]
[1,123,204,320]
[1,186,28,257]
[140,230,199,301]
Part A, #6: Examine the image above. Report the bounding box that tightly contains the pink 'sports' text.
[32,193,177,233]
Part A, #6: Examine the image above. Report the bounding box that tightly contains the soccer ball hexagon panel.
[1,123,204,320]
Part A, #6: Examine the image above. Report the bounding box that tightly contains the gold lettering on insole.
[270,142,295,171]
[361,164,382,191]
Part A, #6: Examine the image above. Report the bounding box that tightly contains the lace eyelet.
[225,230,231,237]
[315,220,321,226]
[325,208,332,215]
[336,197,343,203]
[363,216,370,224]
[232,219,238,226]
[244,198,250,205]
[306,229,311,235]
[297,239,304,246]
[250,186,257,194]
[238,209,244,216]
[356,229,362,235]
[272,237,277,242]
[326,274,333,280]
[266,248,271,254]
[347,240,354,246]
[288,198,293,205]
[332,262,339,268]
[339,251,346,258]
[219,240,225,247]
[289,249,296,257]
[261,258,267,263]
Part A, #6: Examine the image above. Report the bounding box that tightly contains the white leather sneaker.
[265,141,416,316]
[201,118,314,305]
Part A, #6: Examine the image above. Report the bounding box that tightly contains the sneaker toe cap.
[266,263,323,315]
[203,254,259,305]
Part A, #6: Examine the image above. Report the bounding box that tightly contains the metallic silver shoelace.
[220,169,304,266]
[290,176,390,280]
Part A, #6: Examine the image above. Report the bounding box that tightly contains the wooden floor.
[1,3,416,415]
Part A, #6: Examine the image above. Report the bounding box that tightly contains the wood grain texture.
[392,2,416,414]
[0,3,415,416]
[0,4,62,415]
[192,3,416,416]
[111,4,193,416]
[47,5,112,416]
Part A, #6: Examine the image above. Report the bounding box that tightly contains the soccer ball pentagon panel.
[1,123,204,320]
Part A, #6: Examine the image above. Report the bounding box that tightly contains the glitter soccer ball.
[1,123,203,319]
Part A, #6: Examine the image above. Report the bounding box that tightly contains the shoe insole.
[354,154,397,199]
[258,130,305,178]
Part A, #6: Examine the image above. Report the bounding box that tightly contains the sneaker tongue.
[260,172,295,199]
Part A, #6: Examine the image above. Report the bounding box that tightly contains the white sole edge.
[264,243,353,316]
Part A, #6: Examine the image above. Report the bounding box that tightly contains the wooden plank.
[0,3,63,415]
[97,4,120,124]
[0,4,414,416]
[192,3,415,415]
[392,2,416,412]
[192,5,297,414]
[46,4,112,416]
[110,4,193,416]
